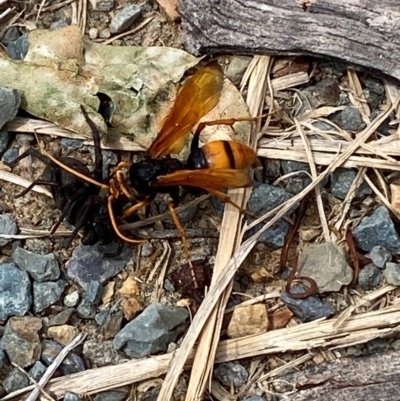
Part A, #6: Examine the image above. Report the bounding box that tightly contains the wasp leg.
[205,188,258,219]
[107,194,145,244]
[122,198,151,219]
[115,170,136,202]
[167,201,199,289]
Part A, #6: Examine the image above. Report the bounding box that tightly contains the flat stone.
[113,303,189,358]
[13,247,60,282]
[330,168,372,200]
[0,131,10,152]
[0,317,42,368]
[227,304,268,338]
[298,242,353,292]
[1,26,20,46]
[1,147,19,164]
[0,262,32,320]
[110,4,141,34]
[353,206,400,253]
[6,35,29,60]
[48,308,74,326]
[28,361,46,381]
[83,339,128,367]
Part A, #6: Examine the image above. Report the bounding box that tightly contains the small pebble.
[280,286,335,322]
[330,168,371,200]
[110,4,142,34]
[384,262,400,286]
[89,28,99,40]
[214,362,248,388]
[1,26,20,46]
[41,340,86,375]
[33,279,67,313]
[0,213,18,247]
[64,290,80,307]
[50,20,69,30]
[1,147,19,164]
[13,247,60,282]
[331,106,365,131]
[369,246,392,269]
[49,308,74,326]
[358,263,382,290]
[6,35,29,60]
[15,133,35,145]
[225,56,252,86]
[94,390,128,401]
[64,392,84,401]
[0,262,32,320]
[3,368,29,393]
[29,361,47,381]
[242,397,268,401]
[85,281,104,305]
[0,131,10,152]
[353,206,400,253]
[76,299,97,319]
[113,303,189,358]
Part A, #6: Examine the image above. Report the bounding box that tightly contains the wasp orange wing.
[146,61,224,159]
[153,169,253,190]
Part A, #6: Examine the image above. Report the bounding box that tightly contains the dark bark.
[271,350,400,401]
[180,0,400,82]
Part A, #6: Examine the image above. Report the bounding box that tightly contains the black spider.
[8,107,122,250]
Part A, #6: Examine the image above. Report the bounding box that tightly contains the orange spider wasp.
[42,61,261,271]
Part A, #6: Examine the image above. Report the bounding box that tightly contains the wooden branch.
[180,0,400,82]
[271,350,400,401]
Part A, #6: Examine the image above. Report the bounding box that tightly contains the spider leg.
[16,180,59,198]
[80,106,103,182]
[167,200,198,289]
[6,147,53,169]
[64,195,98,248]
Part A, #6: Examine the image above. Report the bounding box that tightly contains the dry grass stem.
[0,170,53,197]
[5,302,400,401]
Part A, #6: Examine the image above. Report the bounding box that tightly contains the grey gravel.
[85,281,104,305]
[332,106,365,131]
[0,131,10,153]
[1,26,20,46]
[88,0,114,11]
[61,138,84,154]
[48,308,74,326]
[3,368,29,393]
[0,87,21,129]
[281,160,312,195]
[248,183,294,215]
[0,262,32,320]
[41,340,86,375]
[6,35,29,60]
[94,390,128,401]
[281,286,335,322]
[353,206,400,253]
[384,262,400,286]
[330,168,372,200]
[0,212,18,246]
[64,392,84,401]
[242,397,268,401]
[88,148,118,180]
[1,147,19,164]
[50,20,69,30]
[76,299,97,319]
[13,247,60,282]
[113,303,189,358]
[15,133,35,145]
[214,362,248,388]
[28,361,47,381]
[0,347,6,368]
[33,279,67,313]
[225,56,252,86]
[110,4,141,34]
[369,246,392,269]
[64,290,80,307]
[67,244,132,291]
[358,263,382,290]
[249,218,289,250]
